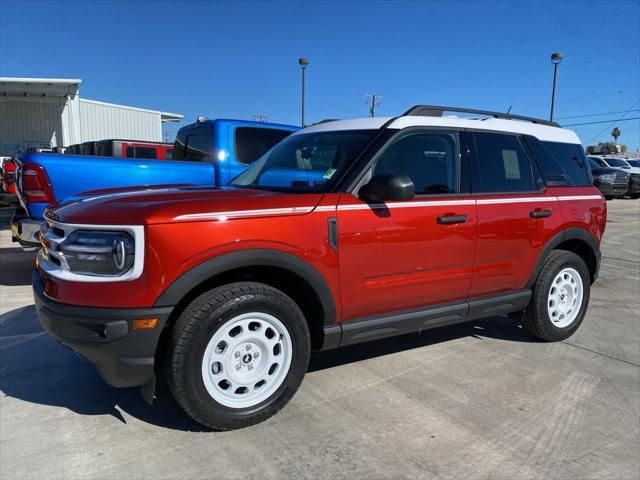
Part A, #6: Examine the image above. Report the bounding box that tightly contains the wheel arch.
[527,227,601,288]
[154,249,338,351]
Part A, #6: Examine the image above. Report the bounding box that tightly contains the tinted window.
[627,159,640,168]
[230,130,376,193]
[95,142,112,157]
[603,157,629,168]
[173,124,212,162]
[125,146,158,159]
[373,131,458,194]
[235,127,293,164]
[589,156,607,168]
[473,133,534,192]
[541,142,591,186]
[588,157,600,169]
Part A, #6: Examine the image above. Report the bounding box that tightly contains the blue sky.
[1,0,638,149]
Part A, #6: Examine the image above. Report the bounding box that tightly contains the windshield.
[588,158,600,169]
[627,159,640,168]
[605,157,629,167]
[229,130,377,193]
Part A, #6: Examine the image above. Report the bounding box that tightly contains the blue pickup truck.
[11,118,298,248]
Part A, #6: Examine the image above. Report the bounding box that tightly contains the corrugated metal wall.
[0,99,65,154]
[79,99,162,142]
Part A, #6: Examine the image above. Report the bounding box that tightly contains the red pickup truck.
[33,105,605,430]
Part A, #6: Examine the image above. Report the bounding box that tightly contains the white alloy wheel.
[201,312,293,409]
[547,267,584,328]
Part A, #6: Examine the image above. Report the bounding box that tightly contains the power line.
[556,109,640,120]
[562,117,640,127]
[583,99,640,144]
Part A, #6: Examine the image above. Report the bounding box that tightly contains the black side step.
[322,289,532,349]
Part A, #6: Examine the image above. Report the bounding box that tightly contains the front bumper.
[33,270,174,388]
[594,182,628,198]
[627,180,640,194]
[11,211,41,249]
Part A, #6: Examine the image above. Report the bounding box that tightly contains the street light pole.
[299,58,309,127]
[550,52,564,122]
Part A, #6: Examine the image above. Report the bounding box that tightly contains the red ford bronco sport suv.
[34,105,605,430]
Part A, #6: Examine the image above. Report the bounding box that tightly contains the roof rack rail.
[403,105,560,128]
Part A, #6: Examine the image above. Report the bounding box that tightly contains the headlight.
[60,230,135,276]
[596,173,616,183]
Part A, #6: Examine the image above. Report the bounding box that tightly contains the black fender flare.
[153,249,337,327]
[526,227,601,288]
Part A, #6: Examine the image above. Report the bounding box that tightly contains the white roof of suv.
[300,109,581,145]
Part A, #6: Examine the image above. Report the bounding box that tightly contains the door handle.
[437,214,468,225]
[530,209,553,219]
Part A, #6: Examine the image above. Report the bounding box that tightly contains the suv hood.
[47,185,325,225]
[591,166,621,176]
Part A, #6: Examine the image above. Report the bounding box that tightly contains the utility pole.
[299,58,309,127]
[365,94,382,117]
[253,114,268,123]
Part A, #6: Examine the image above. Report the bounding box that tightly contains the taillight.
[22,163,54,203]
[2,161,16,186]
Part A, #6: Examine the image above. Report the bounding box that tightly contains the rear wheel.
[166,282,310,430]
[521,250,590,341]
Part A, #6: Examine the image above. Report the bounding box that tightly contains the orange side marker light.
[133,318,158,330]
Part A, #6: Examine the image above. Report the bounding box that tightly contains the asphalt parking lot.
[1,201,638,480]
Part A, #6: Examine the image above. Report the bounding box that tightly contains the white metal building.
[0,77,182,155]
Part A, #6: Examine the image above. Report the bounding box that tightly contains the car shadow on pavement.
[0,304,210,432]
[0,304,535,432]
[0,247,36,286]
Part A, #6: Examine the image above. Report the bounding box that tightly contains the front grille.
[615,172,629,184]
[39,220,69,271]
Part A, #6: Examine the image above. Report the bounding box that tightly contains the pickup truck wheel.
[521,250,590,342]
[165,282,310,430]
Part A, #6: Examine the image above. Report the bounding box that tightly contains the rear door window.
[235,127,293,164]
[472,132,535,193]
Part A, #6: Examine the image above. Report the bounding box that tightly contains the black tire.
[629,194,640,199]
[165,282,310,430]
[521,250,590,342]
[604,196,615,200]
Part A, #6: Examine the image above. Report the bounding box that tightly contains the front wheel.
[521,250,590,342]
[166,282,310,430]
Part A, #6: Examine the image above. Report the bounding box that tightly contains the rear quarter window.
[530,139,592,187]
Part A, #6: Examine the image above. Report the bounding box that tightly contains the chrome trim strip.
[173,206,315,221]
[171,195,602,221]
[556,195,602,201]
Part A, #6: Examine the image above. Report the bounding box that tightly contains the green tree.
[611,127,621,144]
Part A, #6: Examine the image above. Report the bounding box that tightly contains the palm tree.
[611,127,621,144]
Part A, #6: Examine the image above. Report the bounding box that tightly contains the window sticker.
[323,168,337,179]
[502,149,521,179]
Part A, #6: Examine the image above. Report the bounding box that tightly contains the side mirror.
[358,171,415,203]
